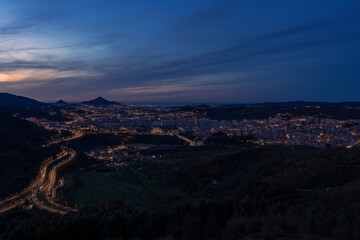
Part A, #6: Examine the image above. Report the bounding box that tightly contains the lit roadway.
[0,148,78,214]
[45,131,84,147]
[176,134,203,146]
[32,149,78,214]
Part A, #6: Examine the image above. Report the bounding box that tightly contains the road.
[45,131,84,146]
[0,148,77,214]
[41,151,78,213]
[0,151,67,206]
[177,134,203,146]
[52,177,65,198]
[346,138,360,148]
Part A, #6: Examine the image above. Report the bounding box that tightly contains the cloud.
[0,23,31,35]
[1,0,360,102]
[102,18,360,88]
[0,68,100,83]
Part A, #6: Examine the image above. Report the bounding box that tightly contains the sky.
[0,0,359,103]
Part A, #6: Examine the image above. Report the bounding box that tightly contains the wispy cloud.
[0,69,100,83]
[0,0,360,102]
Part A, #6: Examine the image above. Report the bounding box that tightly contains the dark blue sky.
[0,0,359,103]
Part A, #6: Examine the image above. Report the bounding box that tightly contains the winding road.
[0,132,82,214]
[45,131,84,147]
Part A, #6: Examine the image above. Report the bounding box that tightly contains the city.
[27,103,360,149]
[1,0,360,239]
[2,97,360,239]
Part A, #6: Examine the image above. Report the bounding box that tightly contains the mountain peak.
[94,96,106,101]
[53,100,69,107]
[81,96,120,106]
[56,100,67,104]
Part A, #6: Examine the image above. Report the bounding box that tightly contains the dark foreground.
[1,141,360,240]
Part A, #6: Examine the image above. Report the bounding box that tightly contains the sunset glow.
[0,69,98,83]
[0,0,359,103]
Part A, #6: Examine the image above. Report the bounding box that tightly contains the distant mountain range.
[0,93,121,111]
[245,101,360,108]
[81,97,121,106]
[1,92,360,110]
[177,102,360,110]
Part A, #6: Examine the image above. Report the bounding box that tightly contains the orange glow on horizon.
[0,69,100,83]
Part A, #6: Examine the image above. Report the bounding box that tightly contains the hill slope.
[0,93,45,109]
[0,114,55,197]
[0,93,66,120]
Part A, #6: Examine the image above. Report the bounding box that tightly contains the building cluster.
[84,144,154,168]
[27,104,360,149]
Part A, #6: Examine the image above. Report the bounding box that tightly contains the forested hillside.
[2,145,360,239]
[0,114,54,197]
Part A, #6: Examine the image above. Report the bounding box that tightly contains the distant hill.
[52,100,70,107]
[0,92,46,109]
[81,97,121,106]
[0,93,66,120]
[56,100,67,105]
[249,101,360,108]
[0,113,55,197]
[177,104,360,120]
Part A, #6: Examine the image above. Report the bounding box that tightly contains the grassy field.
[70,147,237,209]
[72,168,191,209]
